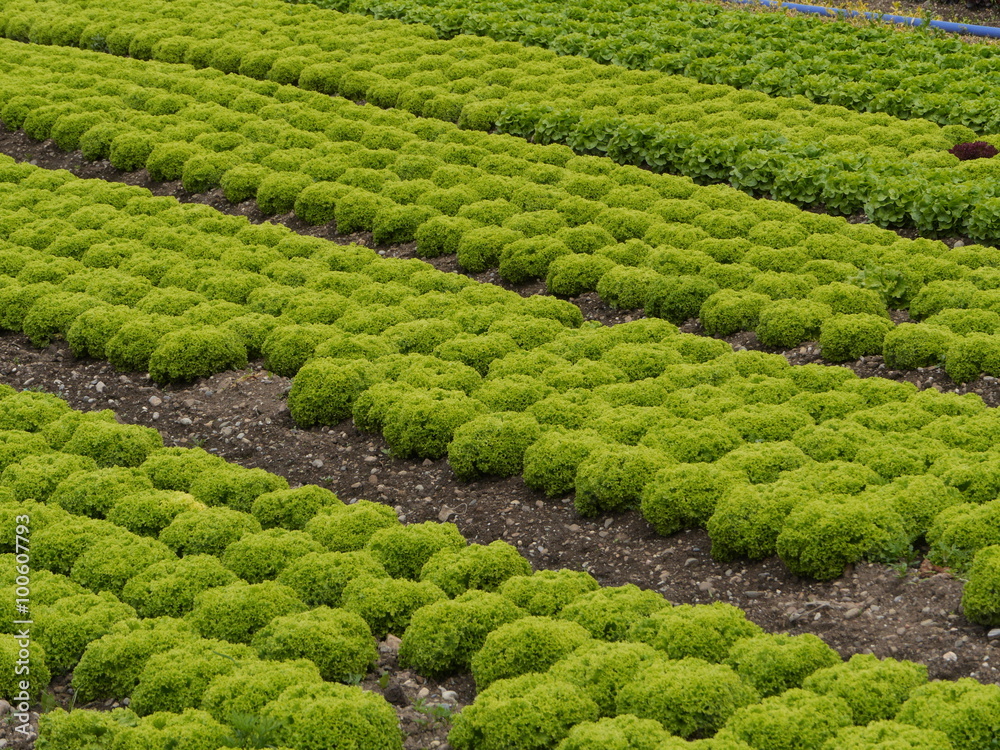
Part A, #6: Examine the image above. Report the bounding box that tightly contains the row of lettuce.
[6,75,1000,380]
[7,161,1000,584]
[2,387,1000,750]
[294,0,1000,134]
[8,38,1000,366]
[2,2,1000,236]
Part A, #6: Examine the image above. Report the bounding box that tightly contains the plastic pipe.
[723,0,1000,37]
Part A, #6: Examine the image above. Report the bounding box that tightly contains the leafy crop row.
[3,387,1000,750]
[298,0,1000,134]
[6,37,1000,374]
[3,0,1000,235]
[10,37,1000,359]
[7,159,1000,582]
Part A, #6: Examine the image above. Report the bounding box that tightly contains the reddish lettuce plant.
[949,141,999,161]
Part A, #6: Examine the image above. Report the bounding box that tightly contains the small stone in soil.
[383,682,407,706]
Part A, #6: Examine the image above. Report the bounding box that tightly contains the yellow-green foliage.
[716,442,811,485]
[937,459,1000,505]
[0,390,71,431]
[71,617,197,702]
[628,602,764,663]
[882,324,953,370]
[341,576,447,640]
[120,554,240,618]
[49,467,154,518]
[498,569,599,617]
[43,411,117,450]
[304,501,401,552]
[558,584,668,642]
[548,640,666,718]
[277,550,389,608]
[187,581,306,644]
[111,709,231,750]
[927,502,1000,572]
[715,689,852,750]
[700,290,770,336]
[810,283,886,317]
[616,658,759,738]
[105,315,182,372]
[522,429,605,498]
[221,528,326,583]
[962,545,1000,627]
[148,326,248,384]
[36,709,140,750]
[261,324,337,378]
[802,653,928,725]
[420,541,532,598]
[574,445,673,517]
[547,253,614,297]
[776,497,907,580]
[22,292,105,347]
[0,430,52,476]
[66,306,137,359]
[706,484,799,562]
[640,417,741,463]
[188,463,289,513]
[159,506,261,557]
[641,464,743,536]
[945,333,1000,384]
[821,721,954,750]
[105,490,204,537]
[381,388,485,459]
[0,633,51,701]
[70,534,174,596]
[725,633,841,697]
[200,658,323,723]
[755,299,831,348]
[448,413,542,481]
[449,673,599,750]
[30,516,120,576]
[1,452,97,501]
[868,475,962,543]
[364,521,466,580]
[139,447,227,492]
[287,357,375,427]
[642,273,719,325]
[471,616,591,689]
[33,592,137,674]
[819,314,894,362]
[252,606,376,682]
[555,715,678,750]
[895,678,1000,750]
[399,590,526,678]
[260,683,403,750]
[129,639,256,716]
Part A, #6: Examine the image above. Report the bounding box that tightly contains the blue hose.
[723,0,1000,37]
